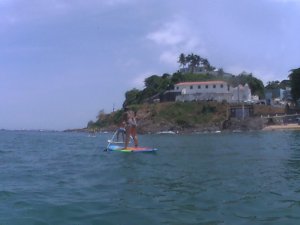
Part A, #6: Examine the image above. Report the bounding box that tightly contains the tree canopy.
[288,68,300,102]
[178,53,215,73]
[123,88,140,106]
[122,53,266,105]
[220,72,265,98]
[265,80,290,89]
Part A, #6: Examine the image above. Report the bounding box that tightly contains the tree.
[177,53,217,73]
[95,109,110,127]
[141,74,172,101]
[227,72,265,98]
[144,75,162,90]
[178,53,186,68]
[201,58,212,71]
[123,88,140,106]
[171,72,185,85]
[247,76,265,98]
[265,80,280,89]
[217,68,224,76]
[186,53,201,73]
[289,68,300,102]
[97,109,106,121]
[87,120,95,128]
[279,80,291,89]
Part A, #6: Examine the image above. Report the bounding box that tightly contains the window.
[220,84,224,88]
[190,85,193,89]
[213,84,216,88]
[198,85,201,89]
[205,85,208,89]
[176,86,179,90]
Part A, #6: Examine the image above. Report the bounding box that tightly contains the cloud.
[0,0,136,26]
[146,17,201,49]
[159,51,178,66]
[102,0,135,6]
[120,58,140,68]
[2,0,300,130]
[225,63,287,85]
[268,0,300,7]
[131,74,147,89]
[131,70,162,89]
[146,17,206,68]
[270,0,300,2]
[147,20,185,46]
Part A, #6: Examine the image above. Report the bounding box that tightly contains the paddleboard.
[107,144,158,152]
[107,140,125,144]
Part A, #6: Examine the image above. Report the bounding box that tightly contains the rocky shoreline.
[68,102,300,134]
[66,117,268,134]
[66,118,300,134]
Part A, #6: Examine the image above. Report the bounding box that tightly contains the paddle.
[104,129,118,151]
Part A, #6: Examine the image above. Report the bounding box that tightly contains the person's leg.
[124,126,131,149]
[131,127,138,147]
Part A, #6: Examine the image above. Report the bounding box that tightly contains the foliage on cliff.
[87,102,229,133]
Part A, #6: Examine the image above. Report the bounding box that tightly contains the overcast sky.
[1,0,300,130]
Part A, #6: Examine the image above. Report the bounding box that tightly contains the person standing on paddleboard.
[123,106,138,149]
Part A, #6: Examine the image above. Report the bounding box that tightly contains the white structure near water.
[174,81,252,103]
[231,84,252,102]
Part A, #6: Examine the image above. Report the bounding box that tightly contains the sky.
[0,0,300,130]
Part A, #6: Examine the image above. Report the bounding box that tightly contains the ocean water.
[0,130,300,225]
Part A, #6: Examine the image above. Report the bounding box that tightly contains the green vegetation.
[288,68,300,102]
[86,53,300,131]
[265,80,290,90]
[87,102,228,131]
[224,73,265,98]
[87,109,124,131]
[123,53,266,105]
[178,53,215,72]
[157,102,224,128]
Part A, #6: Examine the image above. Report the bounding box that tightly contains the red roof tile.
[175,81,227,86]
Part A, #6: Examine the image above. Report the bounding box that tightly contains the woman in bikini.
[122,106,138,149]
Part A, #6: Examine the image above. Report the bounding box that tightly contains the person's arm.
[122,112,128,124]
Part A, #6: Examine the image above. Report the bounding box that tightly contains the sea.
[0,129,300,225]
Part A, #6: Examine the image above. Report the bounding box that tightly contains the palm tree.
[178,53,186,69]
[200,58,208,70]
[186,53,201,73]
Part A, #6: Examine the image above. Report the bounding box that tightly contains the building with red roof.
[173,81,251,103]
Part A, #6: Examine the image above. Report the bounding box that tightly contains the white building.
[231,84,252,102]
[174,81,232,102]
[174,81,252,103]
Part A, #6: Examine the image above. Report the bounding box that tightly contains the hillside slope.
[86,102,285,133]
[134,102,228,133]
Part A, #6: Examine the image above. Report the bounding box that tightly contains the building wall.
[176,92,232,102]
[174,81,252,103]
[231,84,251,102]
[265,88,292,101]
[174,81,230,95]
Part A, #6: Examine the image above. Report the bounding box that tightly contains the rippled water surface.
[1,130,300,224]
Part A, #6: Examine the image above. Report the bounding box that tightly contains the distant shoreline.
[262,123,300,131]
